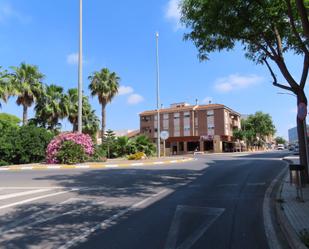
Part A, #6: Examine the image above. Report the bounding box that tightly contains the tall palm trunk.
[22,105,28,125]
[101,102,106,140]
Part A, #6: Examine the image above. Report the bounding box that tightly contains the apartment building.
[140,102,241,154]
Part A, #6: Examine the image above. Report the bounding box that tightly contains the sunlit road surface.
[0,151,288,249]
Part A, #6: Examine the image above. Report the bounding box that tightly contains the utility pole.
[78,0,83,133]
[155,32,161,158]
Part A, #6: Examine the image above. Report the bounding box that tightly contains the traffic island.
[0,157,195,171]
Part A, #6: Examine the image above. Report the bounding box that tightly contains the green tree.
[0,67,11,108]
[181,0,309,176]
[0,113,20,126]
[9,63,44,125]
[275,136,287,145]
[116,136,134,157]
[246,112,276,139]
[88,68,120,140]
[34,84,68,130]
[64,88,99,136]
[102,129,117,158]
[131,135,156,156]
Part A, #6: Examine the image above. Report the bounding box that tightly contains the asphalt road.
[0,151,289,249]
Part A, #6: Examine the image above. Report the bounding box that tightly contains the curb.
[275,160,307,249]
[264,165,289,249]
[0,158,195,172]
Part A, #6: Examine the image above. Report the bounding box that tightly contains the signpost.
[160,131,169,157]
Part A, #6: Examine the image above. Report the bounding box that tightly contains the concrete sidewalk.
[279,156,309,249]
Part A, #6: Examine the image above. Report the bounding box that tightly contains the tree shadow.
[0,167,209,248]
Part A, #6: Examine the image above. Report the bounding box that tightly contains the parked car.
[277,144,285,150]
[293,145,299,155]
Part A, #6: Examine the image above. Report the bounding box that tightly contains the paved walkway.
[280,157,309,249]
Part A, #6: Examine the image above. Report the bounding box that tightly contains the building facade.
[140,102,241,154]
[288,125,309,144]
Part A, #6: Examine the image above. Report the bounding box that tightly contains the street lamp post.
[78,0,83,133]
[155,32,161,158]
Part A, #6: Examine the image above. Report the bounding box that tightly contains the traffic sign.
[297,102,307,120]
[160,131,169,140]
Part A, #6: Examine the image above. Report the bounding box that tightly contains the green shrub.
[56,141,88,164]
[89,145,107,162]
[127,152,147,160]
[0,123,54,165]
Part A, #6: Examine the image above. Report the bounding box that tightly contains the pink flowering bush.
[46,132,94,164]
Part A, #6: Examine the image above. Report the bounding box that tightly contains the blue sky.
[0,0,306,138]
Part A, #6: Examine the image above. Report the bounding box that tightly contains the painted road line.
[153,161,164,165]
[0,197,85,234]
[75,165,90,169]
[169,160,178,163]
[0,189,76,210]
[58,189,170,249]
[105,165,119,168]
[0,187,64,190]
[0,168,9,171]
[131,163,144,166]
[47,165,62,169]
[20,167,33,170]
[247,182,266,186]
[28,200,106,228]
[0,188,52,200]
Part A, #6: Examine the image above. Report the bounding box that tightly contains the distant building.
[288,126,309,144]
[97,129,140,144]
[139,102,241,154]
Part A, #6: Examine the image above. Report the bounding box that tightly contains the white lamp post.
[78,0,83,133]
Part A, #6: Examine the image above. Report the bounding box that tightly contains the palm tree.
[88,68,120,140]
[34,84,68,130]
[0,67,11,108]
[10,63,44,125]
[64,88,99,134]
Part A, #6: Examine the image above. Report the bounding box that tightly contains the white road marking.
[131,163,144,166]
[0,168,9,171]
[153,161,164,165]
[0,188,52,200]
[20,167,33,170]
[105,165,119,168]
[247,182,266,186]
[58,189,170,249]
[0,189,76,210]
[170,160,177,163]
[0,187,64,190]
[47,165,61,169]
[217,184,238,187]
[165,205,225,249]
[0,197,85,234]
[75,165,90,169]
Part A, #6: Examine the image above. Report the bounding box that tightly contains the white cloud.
[67,53,79,65]
[0,3,30,24]
[118,86,134,96]
[215,74,263,93]
[127,94,144,105]
[165,0,183,30]
[202,97,213,104]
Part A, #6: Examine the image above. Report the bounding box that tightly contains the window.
[184,112,190,118]
[141,116,151,122]
[174,113,180,119]
[207,110,214,116]
[163,114,169,120]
